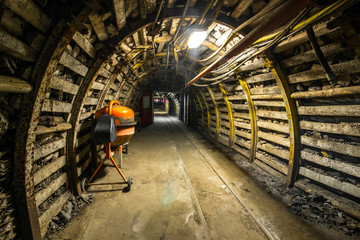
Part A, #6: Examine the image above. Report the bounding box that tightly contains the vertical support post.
[67,59,105,196]
[199,89,211,131]
[218,83,234,146]
[207,86,220,139]
[238,76,257,162]
[266,51,300,187]
[194,93,205,128]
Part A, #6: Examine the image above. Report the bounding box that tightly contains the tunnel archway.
[0,0,359,239]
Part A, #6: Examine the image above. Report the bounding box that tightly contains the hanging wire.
[191,5,313,87]
[196,0,355,86]
[195,0,287,63]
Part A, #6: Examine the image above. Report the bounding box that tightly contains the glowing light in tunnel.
[188,31,207,48]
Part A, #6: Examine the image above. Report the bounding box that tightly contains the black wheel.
[81,178,88,192]
[123,177,132,192]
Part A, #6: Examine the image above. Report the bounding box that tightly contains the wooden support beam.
[77,156,91,176]
[301,135,360,158]
[99,67,111,78]
[258,142,289,160]
[35,123,72,135]
[0,75,32,93]
[3,0,51,33]
[291,85,360,99]
[85,97,99,105]
[256,152,288,175]
[301,151,360,179]
[282,42,346,68]
[238,77,257,162]
[299,168,360,199]
[258,120,289,134]
[39,191,69,238]
[0,27,37,62]
[33,156,66,186]
[113,0,126,30]
[92,81,106,90]
[266,52,300,187]
[231,0,254,19]
[72,32,96,59]
[218,83,234,146]
[138,0,147,19]
[76,144,91,163]
[119,41,132,53]
[41,99,73,113]
[258,131,290,148]
[207,87,220,138]
[298,105,360,117]
[76,132,91,147]
[35,172,67,207]
[89,12,109,41]
[50,76,79,95]
[59,51,89,77]
[300,120,360,137]
[287,59,360,84]
[97,68,121,109]
[250,94,283,100]
[34,138,66,160]
[245,72,274,84]
[250,86,281,95]
[256,110,288,120]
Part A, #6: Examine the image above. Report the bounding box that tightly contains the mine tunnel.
[0,0,359,239]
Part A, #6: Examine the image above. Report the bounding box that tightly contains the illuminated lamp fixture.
[188,30,207,48]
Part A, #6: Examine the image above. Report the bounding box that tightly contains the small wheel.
[123,177,132,193]
[81,178,88,192]
[127,177,132,187]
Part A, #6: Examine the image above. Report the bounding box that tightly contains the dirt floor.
[48,115,355,240]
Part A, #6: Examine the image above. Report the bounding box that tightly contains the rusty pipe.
[184,0,312,89]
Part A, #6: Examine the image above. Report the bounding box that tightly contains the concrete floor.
[51,114,338,240]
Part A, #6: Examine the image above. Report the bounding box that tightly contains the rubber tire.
[81,178,88,192]
[123,177,132,192]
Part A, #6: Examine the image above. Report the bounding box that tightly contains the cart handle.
[108,100,120,115]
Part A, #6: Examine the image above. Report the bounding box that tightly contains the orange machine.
[82,100,136,192]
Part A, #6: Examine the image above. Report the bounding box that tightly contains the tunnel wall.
[190,11,360,216]
[0,0,359,239]
[0,1,146,238]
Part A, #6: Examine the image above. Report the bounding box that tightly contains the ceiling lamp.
[188,31,207,48]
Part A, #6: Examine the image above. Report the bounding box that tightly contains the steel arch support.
[238,77,258,162]
[266,51,300,187]
[218,83,234,146]
[199,89,211,131]
[207,86,220,138]
[194,93,205,128]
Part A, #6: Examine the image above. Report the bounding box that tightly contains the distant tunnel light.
[188,31,207,48]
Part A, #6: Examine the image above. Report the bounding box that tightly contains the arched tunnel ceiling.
[71,0,343,93]
[92,5,245,93]
[1,0,360,239]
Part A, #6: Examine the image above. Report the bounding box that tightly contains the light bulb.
[188,31,207,48]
